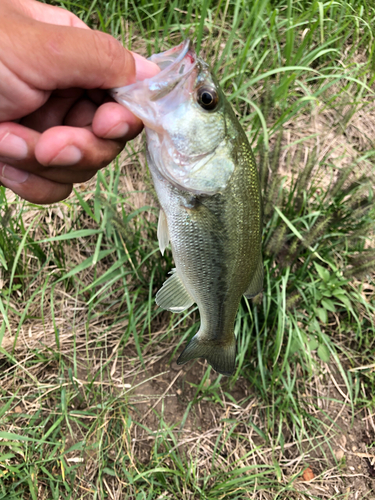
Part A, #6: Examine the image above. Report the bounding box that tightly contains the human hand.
[0,0,159,204]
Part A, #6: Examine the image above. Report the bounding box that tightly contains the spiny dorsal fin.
[156,268,194,313]
[157,208,169,256]
[244,256,264,298]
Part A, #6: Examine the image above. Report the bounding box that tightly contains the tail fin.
[176,333,237,376]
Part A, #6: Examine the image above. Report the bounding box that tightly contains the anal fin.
[156,268,194,313]
[244,256,264,298]
[157,208,169,256]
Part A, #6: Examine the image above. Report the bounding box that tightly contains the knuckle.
[93,32,135,87]
[29,182,72,205]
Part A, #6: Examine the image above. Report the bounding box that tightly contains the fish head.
[111,40,236,195]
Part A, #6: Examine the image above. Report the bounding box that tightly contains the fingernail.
[0,164,29,183]
[0,133,28,160]
[132,52,160,81]
[49,145,82,166]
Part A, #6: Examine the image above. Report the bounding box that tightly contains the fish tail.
[176,333,236,376]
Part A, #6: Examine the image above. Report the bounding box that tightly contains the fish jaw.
[146,128,235,195]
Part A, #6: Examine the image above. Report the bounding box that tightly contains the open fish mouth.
[110,39,197,108]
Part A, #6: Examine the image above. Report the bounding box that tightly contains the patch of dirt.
[2,317,375,499]
[127,354,249,435]
[110,352,375,499]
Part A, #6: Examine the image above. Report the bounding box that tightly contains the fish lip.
[148,39,193,73]
[145,39,198,101]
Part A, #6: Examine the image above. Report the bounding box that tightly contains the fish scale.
[112,40,263,376]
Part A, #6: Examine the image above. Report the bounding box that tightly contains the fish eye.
[196,86,219,111]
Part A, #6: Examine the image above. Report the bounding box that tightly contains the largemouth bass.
[111,40,263,376]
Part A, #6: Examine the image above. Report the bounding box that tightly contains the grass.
[1,0,375,498]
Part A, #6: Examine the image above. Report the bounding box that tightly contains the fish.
[111,40,263,376]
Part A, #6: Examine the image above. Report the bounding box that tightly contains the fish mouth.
[110,39,197,106]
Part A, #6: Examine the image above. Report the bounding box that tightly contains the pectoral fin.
[156,269,194,313]
[157,208,169,256]
[244,256,264,298]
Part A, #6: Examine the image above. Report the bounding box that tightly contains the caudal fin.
[176,334,237,376]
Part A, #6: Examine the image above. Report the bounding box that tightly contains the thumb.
[1,12,157,91]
